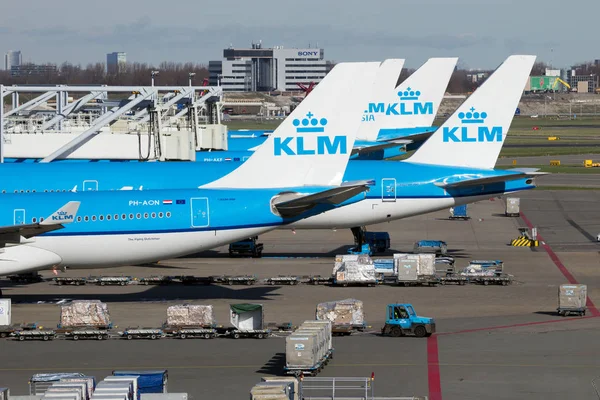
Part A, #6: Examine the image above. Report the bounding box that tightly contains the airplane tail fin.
[407,55,536,169]
[361,57,458,142]
[202,62,381,189]
[40,201,80,226]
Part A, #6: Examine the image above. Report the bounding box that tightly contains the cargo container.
[505,197,520,217]
[393,254,438,286]
[413,240,447,255]
[49,383,88,400]
[112,371,168,395]
[30,374,88,396]
[332,261,378,287]
[0,388,8,400]
[101,378,137,400]
[284,321,333,377]
[139,395,187,400]
[260,377,298,400]
[223,303,270,338]
[449,204,469,220]
[0,299,11,326]
[558,284,587,316]
[59,378,96,400]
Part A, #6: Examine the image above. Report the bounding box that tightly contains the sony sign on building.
[209,42,331,92]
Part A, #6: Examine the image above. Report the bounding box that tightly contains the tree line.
[0,62,210,86]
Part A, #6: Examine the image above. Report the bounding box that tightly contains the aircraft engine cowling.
[0,245,62,276]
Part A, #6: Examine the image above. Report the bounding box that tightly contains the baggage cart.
[53,277,87,286]
[14,329,56,341]
[211,275,257,285]
[470,274,512,286]
[138,276,173,286]
[61,328,111,341]
[120,328,164,340]
[224,303,270,339]
[171,328,216,339]
[179,276,212,285]
[306,276,332,285]
[97,277,132,286]
[264,276,300,285]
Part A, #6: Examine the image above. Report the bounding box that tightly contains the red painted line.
[427,335,442,400]
[438,315,598,336]
[520,212,600,317]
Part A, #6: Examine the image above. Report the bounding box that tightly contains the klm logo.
[274,112,347,156]
[442,108,502,143]
[363,88,433,122]
[52,211,74,222]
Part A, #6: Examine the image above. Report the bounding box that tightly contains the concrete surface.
[1,192,599,400]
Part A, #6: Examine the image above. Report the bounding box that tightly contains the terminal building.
[209,42,332,92]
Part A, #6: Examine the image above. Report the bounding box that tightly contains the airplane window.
[76,216,81,222]
[84,216,89,222]
[40,217,44,222]
[25,190,29,193]
[32,217,37,223]
[32,190,36,193]
[106,215,111,221]
[144,213,148,219]
[158,212,164,218]
[92,216,96,221]
[44,190,48,193]
[129,214,134,219]
[136,213,141,219]
[99,215,104,221]
[50,190,53,193]
[20,190,24,193]
[166,212,171,218]
[151,212,156,218]
[115,214,119,220]
[121,214,126,220]
[14,190,17,193]
[1,190,4,193]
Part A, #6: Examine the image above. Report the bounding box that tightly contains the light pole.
[188,72,196,87]
[151,70,159,87]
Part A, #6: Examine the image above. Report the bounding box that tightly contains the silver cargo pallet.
[120,328,164,340]
[97,277,131,286]
[14,330,56,341]
[284,348,334,377]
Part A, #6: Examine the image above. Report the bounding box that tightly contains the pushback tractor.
[381,303,435,338]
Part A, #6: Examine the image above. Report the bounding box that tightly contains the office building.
[209,42,331,92]
[4,50,22,71]
[107,52,127,74]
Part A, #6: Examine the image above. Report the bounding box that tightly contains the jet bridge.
[0,84,225,162]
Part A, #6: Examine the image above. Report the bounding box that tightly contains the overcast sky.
[1,0,597,69]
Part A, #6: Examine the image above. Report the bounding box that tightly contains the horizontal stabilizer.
[434,172,543,189]
[351,140,411,156]
[273,181,372,218]
[0,201,80,248]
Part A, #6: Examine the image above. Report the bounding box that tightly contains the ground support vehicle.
[14,329,56,341]
[120,328,164,340]
[264,276,300,285]
[138,276,174,285]
[53,277,87,286]
[97,276,132,286]
[8,273,44,283]
[381,303,435,338]
[228,236,264,258]
[505,197,520,217]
